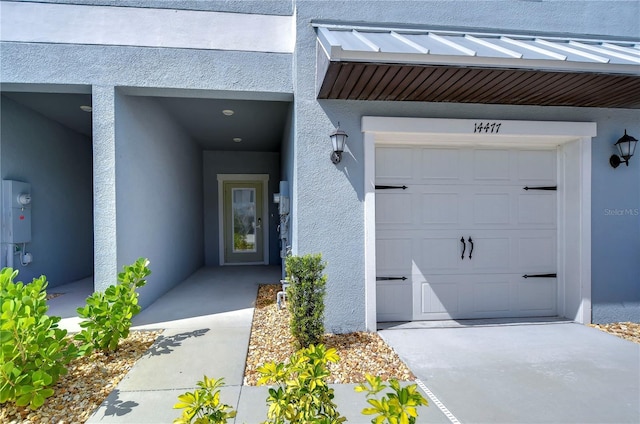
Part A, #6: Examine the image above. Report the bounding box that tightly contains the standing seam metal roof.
[316,25,640,73]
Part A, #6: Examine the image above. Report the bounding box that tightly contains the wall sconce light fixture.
[330,123,348,164]
[610,130,638,168]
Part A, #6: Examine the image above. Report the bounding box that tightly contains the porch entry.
[218,174,269,265]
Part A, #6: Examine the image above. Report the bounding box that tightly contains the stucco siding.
[114,93,203,309]
[0,43,292,98]
[0,95,94,286]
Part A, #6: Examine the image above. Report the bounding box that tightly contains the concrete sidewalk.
[50,267,437,423]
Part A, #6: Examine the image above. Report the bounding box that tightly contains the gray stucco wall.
[0,95,94,286]
[202,151,281,266]
[0,43,292,98]
[114,93,203,308]
[279,103,295,256]
[292,0,640,331]
[7,0,293,15]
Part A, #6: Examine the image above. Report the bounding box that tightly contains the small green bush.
[0,268,78,410]
[355,374,429,424]
[257,343,346,424]
[75,258,150,355]
[173,376,236,424]
[285,253,327,348]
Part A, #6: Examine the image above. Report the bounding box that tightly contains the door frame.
[362,117,596,331]
[217,174,269,266]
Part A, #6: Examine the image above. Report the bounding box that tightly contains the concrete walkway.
[50,267,436,423]
[48,269,640,423]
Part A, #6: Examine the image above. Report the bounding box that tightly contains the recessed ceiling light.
[233,138,242,143]
[222,109,234,116]
[80,105,93,113]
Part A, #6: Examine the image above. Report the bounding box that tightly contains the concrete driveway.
[380,322,640,424]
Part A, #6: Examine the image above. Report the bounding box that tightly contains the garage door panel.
[517,150,557,182]
[376,145,557,321]
[518,279,556,312]
[419,280,460,315]
[376,192,412,225]
[376,147,414,180]
[518,194,556,225]
[421,193,460,224]
[420,148,462,181]
[472,193,511,224]
[376,237,413,273]
[377,281,412,321]
[468,236,512,271]
[518,233,556,270]
[473,281,511,313]
[420,237,461,271]
[473,149,510,181]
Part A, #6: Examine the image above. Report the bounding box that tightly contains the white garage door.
[376,146,557,321]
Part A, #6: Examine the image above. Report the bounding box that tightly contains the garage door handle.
[376,276,408,281]
[468,237,474,259]
[522,273,557,278]
[460,237,466,259]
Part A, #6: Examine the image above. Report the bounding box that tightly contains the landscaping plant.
[173,376,236,424]
[285,253,326,348]
[0,268,78,410]
[257,344,346,424]
[75,257,150,355]
[355,374,429,424]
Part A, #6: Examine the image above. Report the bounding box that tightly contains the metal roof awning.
[315,25,640,108]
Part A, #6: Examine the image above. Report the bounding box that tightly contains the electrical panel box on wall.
[2,180,32,244]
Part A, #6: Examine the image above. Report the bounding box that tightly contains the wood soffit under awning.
[315,26,640,108]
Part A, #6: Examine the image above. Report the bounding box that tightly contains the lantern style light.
[610,130,638,168]
[330,123,349,164]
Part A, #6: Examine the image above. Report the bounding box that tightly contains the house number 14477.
[473,122,502,133]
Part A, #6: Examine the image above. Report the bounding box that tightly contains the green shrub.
[173,376,236,424]
[285,253,326,348]
[257,343,346,424]
[0,268,78,410]
[355,374,429,424]
[75,258,150,355]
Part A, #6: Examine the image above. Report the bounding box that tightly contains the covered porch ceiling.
[1,87,291,152]
[315,25,640,108]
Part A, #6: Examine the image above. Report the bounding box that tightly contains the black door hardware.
[376,276,408,281]
[468,237,474,259]
[523,186,557,191]
[375,185,408,190]
[522,273,557,279]
[460,237,466,260]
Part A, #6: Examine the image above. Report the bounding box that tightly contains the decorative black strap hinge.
[523,273,557,279]
[375,185,408,190]
[376,276,408,281]
[523,186,557,191]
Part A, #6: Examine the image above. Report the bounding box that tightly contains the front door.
[223,181,264,264]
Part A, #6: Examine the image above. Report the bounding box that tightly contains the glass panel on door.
[232,188,257,252]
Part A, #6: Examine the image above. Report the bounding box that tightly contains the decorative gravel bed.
[589,322,640,344]
[0,331,160,424]
[243,284,415,385]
